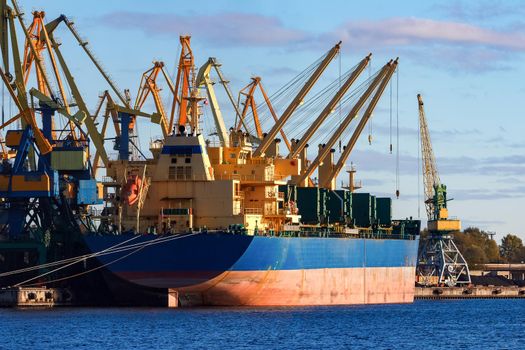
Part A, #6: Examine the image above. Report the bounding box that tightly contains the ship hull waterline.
[84,233,419,307]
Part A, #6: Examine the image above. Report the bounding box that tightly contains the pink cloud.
[98,11,307,47]
[329,17,525,51]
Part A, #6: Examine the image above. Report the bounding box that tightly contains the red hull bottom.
[136,267,415,306]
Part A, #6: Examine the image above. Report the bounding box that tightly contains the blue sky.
[13,0,525,239]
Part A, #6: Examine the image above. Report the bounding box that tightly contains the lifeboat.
[122,175,142,206]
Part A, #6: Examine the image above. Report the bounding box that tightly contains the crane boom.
[134,61,170,138]
[170,36,194,131]
[418,94,441,219]
[11,0,55,99]
[236,77,291,151]
[50,38,109,166]
[0,67,52,154]
[322,59,398,188]
[44,14,129,107]
[416,94,470,286]
[253,42,341,157]
[291,60,391,186]
[1,0,8,72]
[210,58,243,131]
[196,58,229,147]
[288,53,371,159]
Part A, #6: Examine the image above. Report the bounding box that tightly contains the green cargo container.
[327,190,352,224]
[345,191,353,223]
[296,187,327,224]
[371,195,377,225]
[376,197,392,226]
[352,193,374,227]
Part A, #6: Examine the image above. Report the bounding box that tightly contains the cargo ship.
[0,3,420,306]
[84,116,420,306]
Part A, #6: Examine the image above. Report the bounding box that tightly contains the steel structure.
[134,61,171,138]
[291,60,395,187]
[235,76,291,151]
[253,42,341,157]
[416,94,471,287]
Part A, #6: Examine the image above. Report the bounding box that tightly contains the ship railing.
[87,206,102,216]
[149,137,164,149]
[256,230,417,240]
[101,176,117,184]
[244,208,263,215]
[214,173,269,182]
[247,158,267,165]
[205,140,222,147]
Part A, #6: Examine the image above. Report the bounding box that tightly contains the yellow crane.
[170,36,195,132]
[291,59,395,187]
[416,93,470,287]
[235,76,291,151]
[0,1,53,155]
[195,57,230,147]
[287,53,371,160]
[134,61,171,138]
[320,59,398,189]
[253,42,342,157]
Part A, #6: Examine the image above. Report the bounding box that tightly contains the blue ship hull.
[84,233,419,306]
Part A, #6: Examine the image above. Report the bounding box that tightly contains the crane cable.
[338,50,342,153]
[418,93,421,218]
[11,233,142,286]
[2,81,4,125]
[395,66,400,198]
[367,61,373,145]
[287,61,372,143]
[0,232,189,279]
[11,232,200,287]
[389,74,393,154]
[242,53,325,135]
[19,232,200,288]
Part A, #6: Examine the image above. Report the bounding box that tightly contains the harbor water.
[1,299,524,349]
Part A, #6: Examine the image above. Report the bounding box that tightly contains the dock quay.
[415,286,525,299]
[0,287,73,307]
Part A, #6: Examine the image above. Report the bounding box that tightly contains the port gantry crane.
[134,61,172,139]
[235,76,292,151]
[416,94,471,287]
[195,57,239,147]
[170,36,197,134]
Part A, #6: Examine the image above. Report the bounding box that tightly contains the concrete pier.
[0,287,73,307]
[416,286,525,299]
